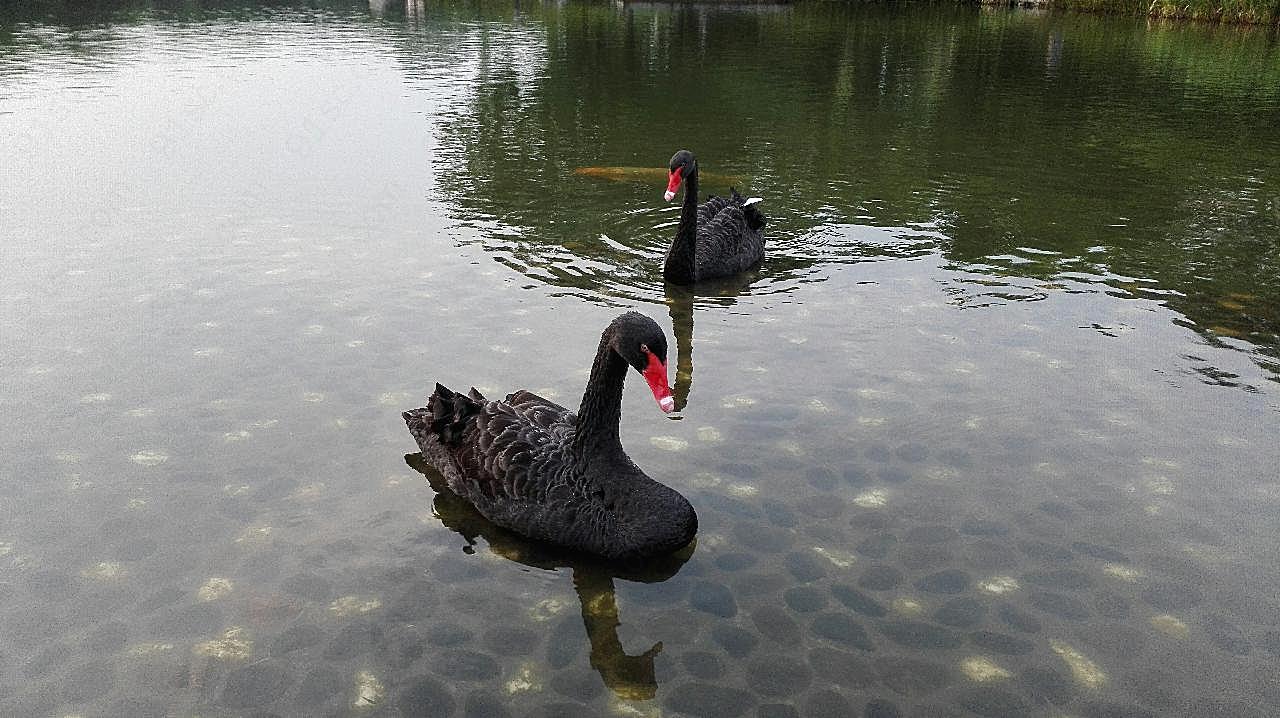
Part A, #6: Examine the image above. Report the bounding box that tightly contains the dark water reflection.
[412,0,1280,381]
[2,2,1280,717]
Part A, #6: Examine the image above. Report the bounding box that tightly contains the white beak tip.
[659,396,676,413]
[663,190,676,202]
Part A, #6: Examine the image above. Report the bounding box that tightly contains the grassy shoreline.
[981,0,1277,26]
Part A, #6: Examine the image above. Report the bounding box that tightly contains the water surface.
[2,2,1279,716]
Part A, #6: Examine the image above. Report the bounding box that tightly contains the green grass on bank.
[989,0,1279,25]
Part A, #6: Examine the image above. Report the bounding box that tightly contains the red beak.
[664,168,683,202]
[641,352,675,413]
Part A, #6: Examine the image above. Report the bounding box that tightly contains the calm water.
[2,1,1279,716]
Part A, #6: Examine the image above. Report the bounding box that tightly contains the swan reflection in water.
[664,276,757,413]
[404,452,695,700]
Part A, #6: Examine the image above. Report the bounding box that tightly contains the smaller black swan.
[403,312,698,561]
[662,149,766,284]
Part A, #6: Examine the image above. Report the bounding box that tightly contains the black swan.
[662,149,766,284]
[403,312,698,561]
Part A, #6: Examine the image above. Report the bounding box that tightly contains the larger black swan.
[403,312,698,561]
[662,149,766,284]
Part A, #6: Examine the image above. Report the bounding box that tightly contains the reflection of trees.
[411,3,1278,378]
[404,453,693,700]
[5,1,1276,376]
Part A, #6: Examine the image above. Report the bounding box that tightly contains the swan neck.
[573,331,627,458]
[663,164,699,284]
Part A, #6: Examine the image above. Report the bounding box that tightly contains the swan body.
[403,312,698,561]
[662,149,766,284]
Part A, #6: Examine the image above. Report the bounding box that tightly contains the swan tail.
[405,382,484,447]
[730,187,766,231]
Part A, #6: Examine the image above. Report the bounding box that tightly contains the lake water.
[2,1,1279,716]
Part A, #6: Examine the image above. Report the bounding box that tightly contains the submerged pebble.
[969,630,1033,655]
[832,584,888,618]
[997,604,1042,634]
[664,682,755,718]
[879,619,962,649]
[784,586,827,613]
[914,569,970,594]
[858,564,903,591]
[934,597,986,628]
[1020,666,1072,705]
[875,655,956,695]
[689,580,737,618]
[811,612,873,650]
[956,686,1030,717]
[710,623,758,658]
[747,654,812,697]
[1028,590,1091,620]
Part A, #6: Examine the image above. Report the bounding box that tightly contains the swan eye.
[640,343,650,354]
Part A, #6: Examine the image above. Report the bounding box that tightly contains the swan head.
[609,312,675,413]
[665,150,696,202]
